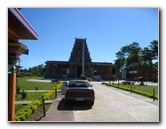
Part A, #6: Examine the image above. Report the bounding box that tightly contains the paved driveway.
[40,82,159,122]
[26,79,51,83]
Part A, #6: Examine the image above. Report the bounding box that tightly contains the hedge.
[15,82,63,121]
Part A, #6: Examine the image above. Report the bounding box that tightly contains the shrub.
[15,82,63,121]
[122,81,131,85]
[35,86,38,90]
[15,109,32,121]
[15,100,42,121]
[31,100,42,107]
[51,79,59,83]
[15,115,21,121]
[39,90,55,100]
[87,78,93,82]
[16,86,21,94]
[21,90,27,99]
[18,114,26,121]
[26,104,38,113]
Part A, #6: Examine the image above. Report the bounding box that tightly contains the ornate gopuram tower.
[44,38,113,80]
[68,38,92,78]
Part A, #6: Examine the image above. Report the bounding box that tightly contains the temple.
[44,38,113,80]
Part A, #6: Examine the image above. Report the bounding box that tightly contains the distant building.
[121,62,158,81]
[44,38,113,80]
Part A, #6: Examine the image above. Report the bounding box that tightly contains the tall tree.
[115,42,141,67]
[114,40,158,80]
[127,44,141,66]
[149,40,158,59]
[28,64,45,76]
[141,47,153,66]
[140,47,155,80]
[114,58,125,75]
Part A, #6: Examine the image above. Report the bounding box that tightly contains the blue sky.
[19,8,158,69]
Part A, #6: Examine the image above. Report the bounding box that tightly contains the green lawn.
[119,84,158,96]
[15,76,63,113]
[108,83,158,99]
[15,104,25,113]
[133,85,158,96]
[16,77,58,90]
[15,92,46,101]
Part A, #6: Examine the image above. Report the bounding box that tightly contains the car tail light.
[88,91,94,96]
[66,91,72,96]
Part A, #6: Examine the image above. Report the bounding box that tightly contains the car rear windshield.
[69,81,90,87]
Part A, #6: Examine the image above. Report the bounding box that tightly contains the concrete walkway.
[24,90,49,92]
[26,79,51,83]
[40,82,159,122]
[15,100,54,104]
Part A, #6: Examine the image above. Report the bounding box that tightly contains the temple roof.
[8,8,38,40]
[45,60,113,66]
[92,62,113,66]
[45,61,69,64]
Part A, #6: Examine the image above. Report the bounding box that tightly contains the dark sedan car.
[64,80,95,106]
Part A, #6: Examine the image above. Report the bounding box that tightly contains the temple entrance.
[77,65,82,78]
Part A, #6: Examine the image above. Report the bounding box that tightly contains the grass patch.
[119,84,158,96]
[14,76,64,121]
[132,85,158,97]
[107,83,158,99]
[15,104,25,113]
[15,76,63,102]
[15,92,46,101]
[16,77,59,90]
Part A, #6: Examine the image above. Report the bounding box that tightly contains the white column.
[82,39,85,75]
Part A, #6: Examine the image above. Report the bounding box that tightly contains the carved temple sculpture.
[44,38,113,80]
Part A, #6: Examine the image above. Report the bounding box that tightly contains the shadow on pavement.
[57,98,92,111]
